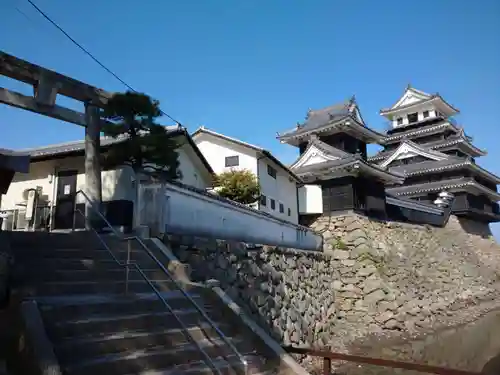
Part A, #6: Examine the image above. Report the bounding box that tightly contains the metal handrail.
[283,346,481,375]
[72,190,248,375]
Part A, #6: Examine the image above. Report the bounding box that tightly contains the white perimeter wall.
[160,182,321,250]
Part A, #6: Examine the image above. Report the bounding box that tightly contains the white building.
[0,127,214,231]
[192,127,302,224]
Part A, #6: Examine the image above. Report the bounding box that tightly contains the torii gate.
[0,51,112,226]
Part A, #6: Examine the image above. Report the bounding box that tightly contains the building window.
[423,110,429,118]
[287,208,291,216]
[270,199,276,210]
[396,117,403,125]
[225,155,239,167]
[407,113,418,123]
[279,203,284,213]
[260,195,267,206]
[267,165,277,179]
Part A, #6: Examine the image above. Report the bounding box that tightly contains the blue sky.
[1,1,499,232]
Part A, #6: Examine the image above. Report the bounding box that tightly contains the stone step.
[138,354,269,375]
[20,268,169,283]
[21,279,177,297]
[12,248,153,262]
[44,308,210,340]
[38,292,207,321]
[54,322,228,365]
[14,257,158,273]
[6,231,102,249]
[63,337,249,375]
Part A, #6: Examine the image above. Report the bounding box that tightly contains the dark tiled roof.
[278,98,361,138]
[370,135,486,162]
[385,194,444,215]
[381,121,459,144]
[293,154,404,184]
[301,99,353,130]
[17,137,124,158]
[0,148,30,173]
[386,177,500,200]
[11,126,215,175]
[389,157,463,175]
[390,157,500,184]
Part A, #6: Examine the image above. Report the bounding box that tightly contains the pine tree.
[101,91,181,180]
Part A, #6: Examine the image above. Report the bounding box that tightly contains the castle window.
[270,199,276,210]
[225,155,239,167]
[423,110,429,118]
[396,117,403,125]
[260,195,267,206]
[267,165,277,179]
[407,112,418,123]
[279,203,284,213]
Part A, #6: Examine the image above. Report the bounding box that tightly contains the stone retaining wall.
[169,213,500,351]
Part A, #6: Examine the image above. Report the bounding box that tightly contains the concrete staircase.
[5,231,301,375]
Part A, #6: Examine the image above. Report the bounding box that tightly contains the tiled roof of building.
[387,177,500,201]
[11,125,215,175]
[369,134,486,162]
[0,148,30,173]
[389,157,500,184]
[381,121,460,144]
[293,154,405,184]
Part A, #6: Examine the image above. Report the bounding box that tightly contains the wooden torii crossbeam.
[0,51,113,226]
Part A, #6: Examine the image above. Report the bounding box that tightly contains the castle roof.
[293,154,405,185]
[277,99,385,145]
[389,157,500,184]
[380,85,459,117]
[369,133,486,162]
[381,121,461,145]
[387,177,500,201]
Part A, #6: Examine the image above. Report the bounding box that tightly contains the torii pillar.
[0,51,111,229]
[84,103,103,227]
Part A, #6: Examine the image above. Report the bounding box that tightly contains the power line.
[25,0,182,126]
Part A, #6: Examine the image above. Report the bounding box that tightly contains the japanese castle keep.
[278,85,499,226]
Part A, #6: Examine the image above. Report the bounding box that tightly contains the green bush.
[215,169,261,204]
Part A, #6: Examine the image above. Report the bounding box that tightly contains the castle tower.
[277,97,403,218]
[370,85,500,223]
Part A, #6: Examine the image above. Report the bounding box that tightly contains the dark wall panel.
[321,177,354,212]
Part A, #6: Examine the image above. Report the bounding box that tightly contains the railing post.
[323,357,331,375]
[125,239,132,294]
[72,196,77,231]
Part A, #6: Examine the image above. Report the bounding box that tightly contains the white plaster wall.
[163,182,321,250]
[258,157,299,224]
[176,144,212,189]
[1,141,213,212]
[194,135,258,175]
[0,156,133,211]
[298,185,323,214]
[0,160,55,210]
[391,105,442,128]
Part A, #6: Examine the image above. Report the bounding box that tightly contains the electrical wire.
[25,0,182,126]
